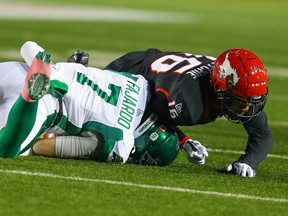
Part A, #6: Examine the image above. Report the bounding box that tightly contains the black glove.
[67,50,89,66]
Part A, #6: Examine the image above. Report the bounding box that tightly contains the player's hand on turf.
[67,50,89,66]
[182,139,208,165]
[227,162,256,177]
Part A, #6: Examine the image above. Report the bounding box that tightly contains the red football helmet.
[211,48,268,123]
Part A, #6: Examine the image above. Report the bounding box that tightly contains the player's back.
[54,62,149,138]
[105,49,220,126]
[105,49,215,93]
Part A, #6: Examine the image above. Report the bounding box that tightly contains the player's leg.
[0,97,42,157]
[32,135,104,159]
[0,52,53,158]
[30,136,56,157]
[22,51,51,102]
[0,94,58,158]
[0,62,27,129]
[0,62,27,99]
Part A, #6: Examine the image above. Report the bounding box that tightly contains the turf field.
[0,0,287,215]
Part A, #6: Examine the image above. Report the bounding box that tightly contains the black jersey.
[105,49,273,169]
[105,48,221,126]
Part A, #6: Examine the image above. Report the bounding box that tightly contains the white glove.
[227,162,256,177]
[182,139,208,165]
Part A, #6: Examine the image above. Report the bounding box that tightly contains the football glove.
[67,50,89,66]
[182,139,208,165]
[227,162,256,178]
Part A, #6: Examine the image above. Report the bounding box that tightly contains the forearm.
[238,112,273,169]
[174,127,189,146]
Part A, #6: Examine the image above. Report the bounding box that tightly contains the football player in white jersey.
[0,41,150,163]
[0,62,28,130]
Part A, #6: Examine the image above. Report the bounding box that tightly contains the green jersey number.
[77,72,121,106]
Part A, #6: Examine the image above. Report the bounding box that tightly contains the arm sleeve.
[174,127,190,148]
[236,111,273,169]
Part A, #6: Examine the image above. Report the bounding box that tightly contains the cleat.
[27,73,50,100]
[22,51,52,102]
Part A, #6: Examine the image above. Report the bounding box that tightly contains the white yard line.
[0,169,287,203]
[207,148,288,160]
[0,2,198,23]
[267,67,288,77]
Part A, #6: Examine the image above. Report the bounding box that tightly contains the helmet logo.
[175,103,182,114]
[150,132,159,141]
[220,53,239,86]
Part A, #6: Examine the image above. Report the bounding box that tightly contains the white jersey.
[0,40,44,130]
[0,62,27,129]
[0,41,149,161]
[51,62,150,162]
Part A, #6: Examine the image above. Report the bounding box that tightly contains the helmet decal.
[175,103,182,114]
[220,53,239,87]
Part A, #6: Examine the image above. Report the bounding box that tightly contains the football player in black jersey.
[104,48,273,177]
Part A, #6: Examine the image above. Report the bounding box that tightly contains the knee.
[32,137,56,157]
